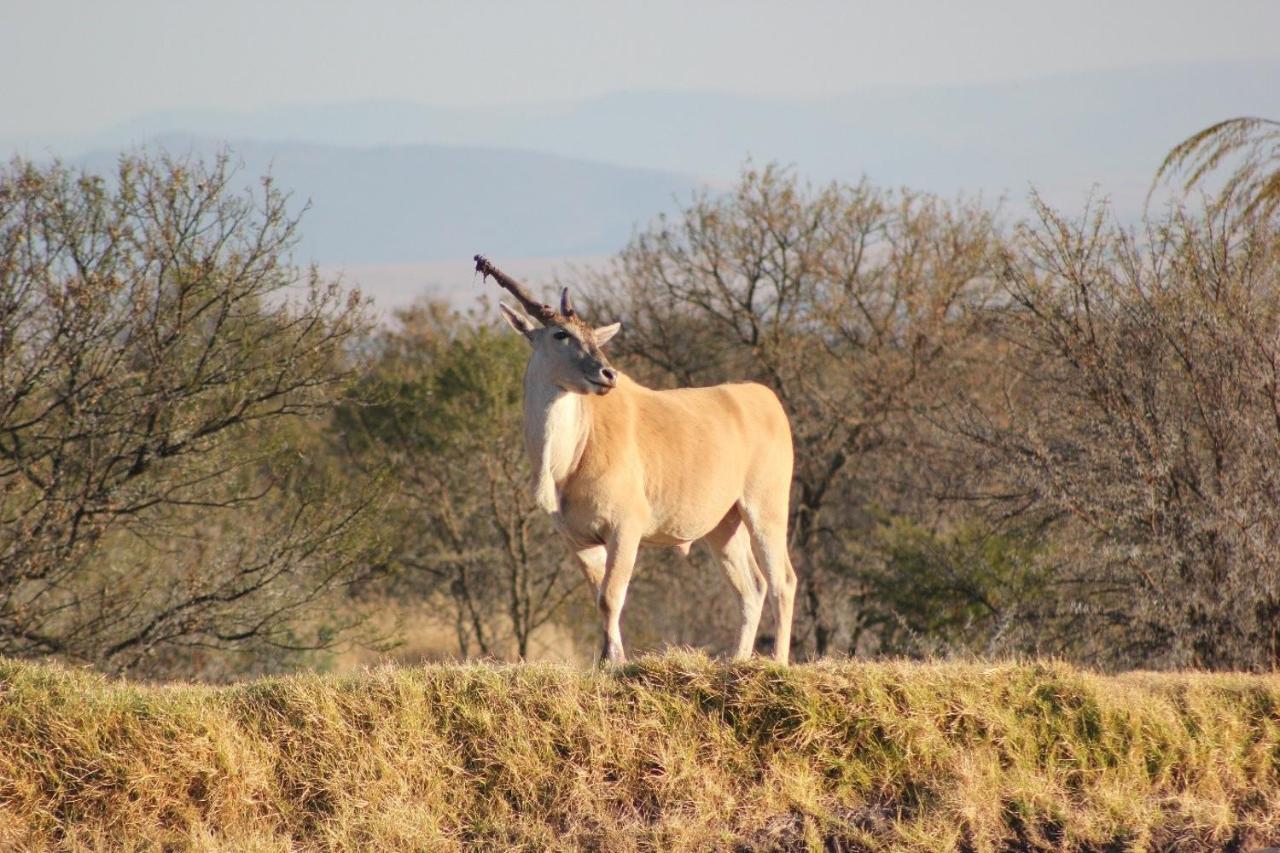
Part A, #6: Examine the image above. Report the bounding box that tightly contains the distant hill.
[73,138,701,266]
[75,61,1280,217]
[16,60,1279,282]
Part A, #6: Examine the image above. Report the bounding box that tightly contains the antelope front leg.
[598,529,640,665]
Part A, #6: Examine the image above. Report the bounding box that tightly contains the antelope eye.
[553,331,570,341]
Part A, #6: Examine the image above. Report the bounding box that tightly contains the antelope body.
[477,255,797,664]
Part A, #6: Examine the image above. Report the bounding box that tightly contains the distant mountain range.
[72,137,699,266]
[9,61,1280,274]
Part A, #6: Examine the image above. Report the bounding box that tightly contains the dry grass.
[326,594,587,671]
[0,653,1277,851]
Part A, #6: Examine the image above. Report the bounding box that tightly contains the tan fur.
[501,303,797,664]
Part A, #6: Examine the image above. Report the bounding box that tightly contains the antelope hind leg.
[704,507,766,660]
[741,507,797,665]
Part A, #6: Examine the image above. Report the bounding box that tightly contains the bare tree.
[951,195,1280,669]
[0,152,382,675]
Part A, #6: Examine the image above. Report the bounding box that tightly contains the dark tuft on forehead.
[559,315,594,337]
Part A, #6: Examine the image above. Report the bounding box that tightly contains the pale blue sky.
[3,0,1278,137]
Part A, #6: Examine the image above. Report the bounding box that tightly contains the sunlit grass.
[0,653,1277,850]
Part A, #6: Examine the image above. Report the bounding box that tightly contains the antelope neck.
[523,374,591,515]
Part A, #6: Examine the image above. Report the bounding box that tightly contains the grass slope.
[0,653,1277,851]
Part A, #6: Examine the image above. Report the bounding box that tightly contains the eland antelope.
[476,255,797,664]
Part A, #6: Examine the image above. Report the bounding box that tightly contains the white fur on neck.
[523,375,589,515]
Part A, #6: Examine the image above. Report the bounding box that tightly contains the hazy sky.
[3,0,1277,137]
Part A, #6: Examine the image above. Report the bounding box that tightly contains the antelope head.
[476,255,621,395]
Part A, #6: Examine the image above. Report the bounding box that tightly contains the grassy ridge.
[0,654,1277,851]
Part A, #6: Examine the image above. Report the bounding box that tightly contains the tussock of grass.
[0,654,1277,851]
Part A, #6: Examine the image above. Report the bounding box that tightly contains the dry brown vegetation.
[0,152,383,679]
[7,146,1280,677]
[1,653,1278,850]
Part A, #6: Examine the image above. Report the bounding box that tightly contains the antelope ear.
[593,321,621,346]
[499,303,537,341]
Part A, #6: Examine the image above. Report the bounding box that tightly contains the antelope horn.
[560,287,576,318]
[474,254,561,326]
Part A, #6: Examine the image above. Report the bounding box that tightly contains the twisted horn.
[560,287,576,318]
[474,254,561,326]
